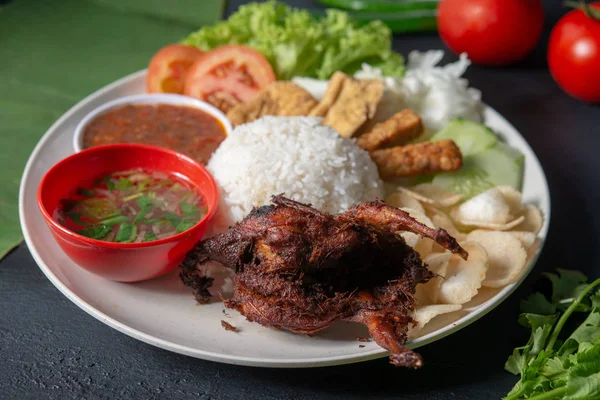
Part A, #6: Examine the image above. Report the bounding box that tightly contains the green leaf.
[564,373,600,400]
[545,269,589,310]
[592,293,600,310]
[163,212,182,228]
[175,220,196,233]
[0,0,223,259]
[182,0,404,80]
[506,344,529,375]
[136,195,153,209]
[114,177,133,190]
[505,272,600,400]
[180,202,200,219]
[522,293,557,315]
[133,204,153,224]
[541,356,568,382]
[115,223,136,243]
[77,224,112,240]
[566,312,600,347]
[143,231,157,242]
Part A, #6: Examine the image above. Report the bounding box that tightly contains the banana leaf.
[0,0,224,259]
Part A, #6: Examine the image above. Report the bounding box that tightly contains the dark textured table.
[2,1,599,399]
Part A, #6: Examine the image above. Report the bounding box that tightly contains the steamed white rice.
[207,116,384,230]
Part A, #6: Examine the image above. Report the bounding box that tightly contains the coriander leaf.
[522,292,556,315]
[592,292,600,310]
[77,225,111,240]
[114,177,133,190]
[506,351,554,399]
[163,212,182,228]
[136,195,153,209]
[115,223,136,243]
[505,314,556,378]
[76,187,95,198]
[541,356,569,382]
[175,220,196,233]
[571,343,600,377]
[133,204,153,224]
[180,202,200,219]
[564,312,600,349]
[547,279,600,352]
[506,345,528,375]
[545,269,589,310]
[505,272,600,400]
[563,372,600,400]
[143,231,157,242]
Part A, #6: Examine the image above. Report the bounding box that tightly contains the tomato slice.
[183,45,276,112]
[147,44,203,94]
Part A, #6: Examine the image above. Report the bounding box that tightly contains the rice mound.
[207,116,384,229]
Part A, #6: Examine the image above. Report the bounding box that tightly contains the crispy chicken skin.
[309,72,384,138]
[356,109,424,152]
[226,82,318,126]
[180,195,467,368]
[370,139,463,179]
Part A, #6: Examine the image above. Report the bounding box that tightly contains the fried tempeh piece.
[309,71,384,138]
[356,109,424,152]
[371,139,463,179]
[227,82,318,126]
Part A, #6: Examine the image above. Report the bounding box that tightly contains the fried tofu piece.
[309,72,384,138]
[371,139,463,179]
[227,82,318,126]
[356,109,424,152]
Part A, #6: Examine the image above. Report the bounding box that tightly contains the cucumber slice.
[430,119,498,157]
[432,143,524,199]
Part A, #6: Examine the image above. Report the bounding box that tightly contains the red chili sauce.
[82,104,226,165]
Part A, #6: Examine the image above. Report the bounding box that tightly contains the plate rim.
[19,69,551,368]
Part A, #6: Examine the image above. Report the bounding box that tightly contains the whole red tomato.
[437,0,545,66]
[548,3,600,103]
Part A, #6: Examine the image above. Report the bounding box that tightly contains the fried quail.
[180,195,467,368]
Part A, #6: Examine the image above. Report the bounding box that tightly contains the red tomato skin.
[146,44,203,94]
[548,3,600,103]
[438,0,544,66]
[183,45,276,108]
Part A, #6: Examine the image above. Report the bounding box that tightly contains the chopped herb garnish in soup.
[53,168,206,243]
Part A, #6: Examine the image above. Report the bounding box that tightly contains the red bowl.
[37,144,218,282]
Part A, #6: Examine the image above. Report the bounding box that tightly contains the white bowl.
[72,93,232,153]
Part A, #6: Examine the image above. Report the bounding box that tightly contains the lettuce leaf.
[182,1,404,80]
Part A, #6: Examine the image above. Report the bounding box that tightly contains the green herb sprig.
[504,269,600,400]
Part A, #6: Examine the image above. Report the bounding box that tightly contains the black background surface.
[2,1,599,399]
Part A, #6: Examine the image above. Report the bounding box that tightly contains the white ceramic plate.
[19,70,550,368]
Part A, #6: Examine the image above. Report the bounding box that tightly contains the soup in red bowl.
[37,144,218,282]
